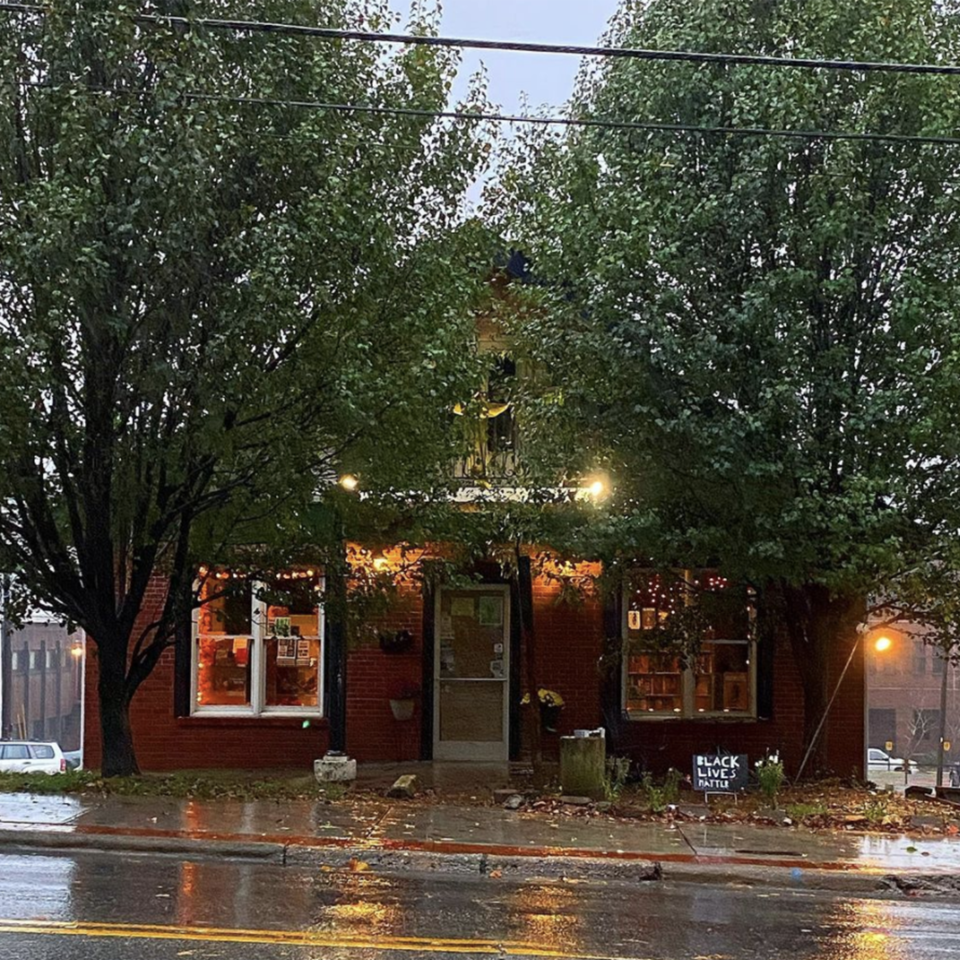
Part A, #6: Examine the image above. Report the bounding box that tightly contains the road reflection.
[816,900,908,960]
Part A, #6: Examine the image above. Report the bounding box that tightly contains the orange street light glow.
[874,636,892,652]
[339,474,359,492]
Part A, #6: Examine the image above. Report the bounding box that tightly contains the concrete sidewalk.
[0,791,958,891]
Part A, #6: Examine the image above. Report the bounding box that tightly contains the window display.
[194,574,323,716]
[624,569,755,719]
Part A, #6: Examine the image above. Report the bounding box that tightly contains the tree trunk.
[782,582,863,778]
[98,644,140,777]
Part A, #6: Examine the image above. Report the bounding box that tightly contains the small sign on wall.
[692,753,748,795]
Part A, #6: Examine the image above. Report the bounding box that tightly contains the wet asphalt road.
[0,850,959,960]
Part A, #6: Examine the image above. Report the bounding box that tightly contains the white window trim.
[622,580,757,721]
[191,578,325,719]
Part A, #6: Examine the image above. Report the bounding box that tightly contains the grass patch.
[784,802,829,821]
[0,769,333,801]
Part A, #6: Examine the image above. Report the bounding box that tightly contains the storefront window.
[263,581,322,709]
[625,653,683,714]
[196,583,253,708]
[694,641,751,713]
[193,575,323,716]
[624,570,755,719]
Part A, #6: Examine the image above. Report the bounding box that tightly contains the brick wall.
[522,571,604,756]
[345,583,424,762]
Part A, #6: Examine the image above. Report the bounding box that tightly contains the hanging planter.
[388,681,420,721]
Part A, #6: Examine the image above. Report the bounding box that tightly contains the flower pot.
[540,704,562,733]
[389,698,416,721]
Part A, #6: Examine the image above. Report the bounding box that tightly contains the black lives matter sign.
[692,753,748,793]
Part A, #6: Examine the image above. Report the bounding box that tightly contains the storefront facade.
[82,558,865,778]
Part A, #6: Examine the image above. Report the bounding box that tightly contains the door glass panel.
[1,745,29,760]
[439,682,504,741]
[438,590,506,679]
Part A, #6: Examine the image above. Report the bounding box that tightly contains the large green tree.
[500,0,960,772]
[0,0,489,775]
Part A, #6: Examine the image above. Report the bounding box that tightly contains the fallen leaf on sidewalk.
[489,869,502,879]
[348,858,371,872]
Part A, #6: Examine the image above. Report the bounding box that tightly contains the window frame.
[190,578,325,719]
[622,571,758,721]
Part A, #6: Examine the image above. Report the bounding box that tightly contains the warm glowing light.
[577,472,612,502]
[874,636,893,652]
[339,474,359,492]
[373,557,389,572]
[70,643,84,659]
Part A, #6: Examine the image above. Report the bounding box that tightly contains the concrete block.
[314,755,357,783]
[386,774,419,799]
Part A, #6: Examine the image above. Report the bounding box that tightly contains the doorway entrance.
[433,586,511,762]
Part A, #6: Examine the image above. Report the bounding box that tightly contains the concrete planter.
[560,734,607,800]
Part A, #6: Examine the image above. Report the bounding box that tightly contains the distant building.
[0,611,85,754]
[867,626,958,764]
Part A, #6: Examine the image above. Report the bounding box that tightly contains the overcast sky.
[436,1,619,113]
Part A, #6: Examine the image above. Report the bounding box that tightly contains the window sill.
[180,714,327,727]
[624,712,758,722]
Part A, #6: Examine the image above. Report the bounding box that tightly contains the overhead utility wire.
[20,81,960,148]
[5,1,960,77]
[180,92,960,148]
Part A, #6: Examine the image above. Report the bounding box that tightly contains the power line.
[21,82,960,149]
[4,1,960,78]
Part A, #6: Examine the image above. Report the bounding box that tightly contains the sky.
[433,0,620,113]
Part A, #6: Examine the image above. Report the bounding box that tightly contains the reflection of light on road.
[318,877,403,937]
[0,855,76,921]
[176,862,198,927]
[508,884,583,954]
[824,900,907,959]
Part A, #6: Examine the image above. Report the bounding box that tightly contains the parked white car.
[0,741,67,775]
[868,748,918,772]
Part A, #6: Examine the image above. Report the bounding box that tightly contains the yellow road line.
[0,918,647,960]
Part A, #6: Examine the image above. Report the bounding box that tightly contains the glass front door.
[434,586,510,762]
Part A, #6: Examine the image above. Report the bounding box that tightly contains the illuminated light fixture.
[452,401,510,419]
[874,636,893,652]
[577,471,612,502]
[373,554,390,572]
[339,474,359,492]
[70,643,84,659]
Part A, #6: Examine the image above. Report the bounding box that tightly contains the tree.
[499,0,960,772]
[0,0,490,775]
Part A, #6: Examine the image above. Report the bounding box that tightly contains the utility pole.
[936,650,951,788]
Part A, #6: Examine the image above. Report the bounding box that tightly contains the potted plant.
[521,688,565,732]
[388,680,420,721]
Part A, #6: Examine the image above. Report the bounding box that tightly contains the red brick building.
[82,556,865,778]
[867,625,959,764]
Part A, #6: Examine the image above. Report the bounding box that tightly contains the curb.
[2,827,958,896]
[0,829,285,863]
[284,844,664,882]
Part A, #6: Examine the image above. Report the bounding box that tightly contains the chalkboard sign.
[692,753,748,794]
